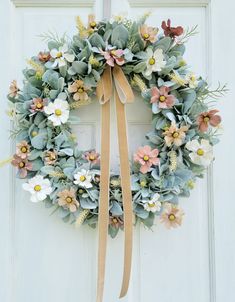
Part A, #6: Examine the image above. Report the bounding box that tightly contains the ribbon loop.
[96,65,134,302]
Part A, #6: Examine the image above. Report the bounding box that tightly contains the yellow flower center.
[149,57,155,65]
[55,109,62,116]
[140,181,147,187]
[78,189,84,194]
[143,155,149,161]
[168,214,176,221]
[78,87,84,93]
[31,131,38,137]
[21,146,28,153]
[19,162,25,168]
[143,33,150,39]
[80,175,86,182]
[112,218,118,224]
[89,155,95,161]
[56,52,63,58]
[66,197,73,203]
[197,148,204,156]
[34,185,41,192]
[188,180,195,189]
[159,95,166,102]
[36,103,43,109]
[190,75,196,81]
[172,132,179,138]
[110,50,116,56]
[90,21,97,28]
[203,116,210,123]
[148,203,155,208]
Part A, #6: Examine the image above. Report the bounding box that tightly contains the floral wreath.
[7,14,225,239]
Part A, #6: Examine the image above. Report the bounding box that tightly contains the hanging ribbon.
[96,65,134,302]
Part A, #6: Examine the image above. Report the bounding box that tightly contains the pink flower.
[101,49,125,67]
[197,109,221,132]
[151,86,175,112]
[30,98,47,112]
[160,203,184,229]
[11,154,32,178]
[140,24,158,43]
[109,216,124,229]
[84,150,100,165]
[134,145,160,174]
[16,140,31,159]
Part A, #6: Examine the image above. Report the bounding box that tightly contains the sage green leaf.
[111,24,129,48]
[110,201,123,216]
[155,37,172,52]
[182,90,197,113]
[69,61,88,75]
[31,128,48,150]
[31,158,44,171]
[133,62,146,73]
[89,32,105,48]
[28,149,42,161]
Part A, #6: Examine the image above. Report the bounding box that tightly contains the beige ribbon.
[96,65,134,302]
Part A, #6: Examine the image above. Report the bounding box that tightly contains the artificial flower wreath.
[7,14,225,238]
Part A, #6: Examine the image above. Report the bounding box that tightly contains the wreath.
[7,15,224,236]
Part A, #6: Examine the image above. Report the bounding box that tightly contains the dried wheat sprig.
[169,151,177,172]
[70,99,91,109]
[75,209,90,227]
[0,157,13,167]
[133,74,147,92]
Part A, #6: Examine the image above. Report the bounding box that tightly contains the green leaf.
[68,61,88,75]
[110,201,123,216]
[31,158,44,171]
[89,32,105,48]
[111,24,129,48]
[182,90,197,113]
[133,62,146,73]
[31,128,48,150]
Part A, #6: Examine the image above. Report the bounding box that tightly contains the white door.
[0,0,234,302]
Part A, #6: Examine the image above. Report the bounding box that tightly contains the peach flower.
[68,80,89,101]
[134,145,160,174]
[160,203,184,229]
[151,86,175,112]
[16,141,31,159]
[57,188,79,213]
[163,122,189,147]
[109,216,124,229]
[44,150,57,165]
[197,109,221,132]
[30,98,47,112]
[9,80,19,98]
[38,51,51,63]
[140,24,158,43]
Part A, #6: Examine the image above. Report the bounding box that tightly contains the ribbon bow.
[96,65,134,302]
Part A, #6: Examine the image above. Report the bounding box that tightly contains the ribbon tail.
[96,100,111,302]
[115,89,133,299]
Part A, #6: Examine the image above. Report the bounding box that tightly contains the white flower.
[74,169,93,188]
[186,139,213,166]
[22,175,52,203]
[145,48,166,76]
[185,72,198,88]
[143,193,162,213]
[50,44,75,68]
[44,98,69,126]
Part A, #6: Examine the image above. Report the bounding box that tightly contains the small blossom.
[30,97,47,113]
[151,86,175,112]
[88,14,97,32]
[140,24,158,43]
[101,48,125,67]
[68,80,90,102]
[160,203,184,229]
[74,169,93,188]
[145,48,166,77]
[134,145,160,174]
[57,188,79,213]
[110,177,121,188]
[185,72,198,88]
[11,155,32,178]
[16,141,31,159]
[38,51,51,63]
[44,150,57,165]
[143,193,161,213]
[22,175,53,203]
[197,110,221,132]
[8,80,19,98]
[109,216,124,229]
[161,19,183,39]
[44,99,70,126]
[186,139,213,166]
[50,44,75,68]
[84,150,100,165]
[163,122,188,147]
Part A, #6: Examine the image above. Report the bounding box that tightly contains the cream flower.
[50,44,75,68]
[44,99,69,126]
[185,72,198,88]
[185,139,213,166]
[22,175,52,203]
[143,193,161,213]
[145,48,166,76]
[74,169,93,188]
